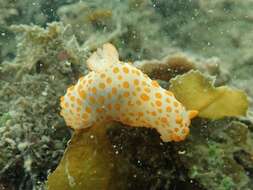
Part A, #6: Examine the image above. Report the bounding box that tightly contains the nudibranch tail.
[60,43,199,143]
[87,43,119,72]
[188,110,198,119]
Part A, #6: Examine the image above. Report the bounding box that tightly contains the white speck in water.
[178,150,186,155]
[90,135,94,139]
[1,32,6,36]
[42,91,47,96]
[65,61,71,66]
[203,125,208,128]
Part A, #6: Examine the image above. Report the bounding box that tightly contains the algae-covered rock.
[173,118,253,190]
[106,118,253,190]
[0,22,86,189]
[230,56,253,111]
[134,53,196,81]
[8,22,86,80]
[57,0,172,60]
[108,124,177,190]
[170,70,248,119]
[134,52,230,87]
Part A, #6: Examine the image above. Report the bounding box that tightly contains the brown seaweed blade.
[46,125,119,190]
[170,70,248,119]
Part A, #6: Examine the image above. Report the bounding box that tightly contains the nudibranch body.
[60,43,198,142]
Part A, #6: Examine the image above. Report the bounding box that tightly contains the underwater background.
[0,0,253,189]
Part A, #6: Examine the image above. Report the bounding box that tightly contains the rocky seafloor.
[0,0,253,190]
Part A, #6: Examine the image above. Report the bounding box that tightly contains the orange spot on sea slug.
[123,81,129,88]
[96,108,103,113]
[112,87,117,95]
[113,67,119,73]
[183,127,190,135]
[123,91,130,97]
[122,66,129,73]
[134,79,139,85]
[174,101,179,107]
[88,79,93,84]
[78,90,86,99]
[161,117,168,123]
[91,87,97,94]
[76,98,82,106]
[118,75,123,80]
[100,73,106,78]
[152,80,159,87]
[106,77,112,84]
[70,96,75,102]
[140,93,150,101]
[82,113,89,120]
[144,87,151,93]
[175,115,183,124]
[166,105,171,112]
[155,92,162,99]
[115,103,121,111]
[136,100,142,105]
[107,104,112,110]
[98,96,105,104]
[155,100,162,107]
[99,82,106,89]
[89,96,96,104]
[86,106,92,113]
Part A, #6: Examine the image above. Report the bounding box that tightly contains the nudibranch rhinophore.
[60,43,198,142]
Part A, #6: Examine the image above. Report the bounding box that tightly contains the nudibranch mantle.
[60,43,198,142]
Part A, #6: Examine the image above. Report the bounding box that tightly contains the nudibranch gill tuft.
[60,43,198,142]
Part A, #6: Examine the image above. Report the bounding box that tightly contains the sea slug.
[60,43,198,142]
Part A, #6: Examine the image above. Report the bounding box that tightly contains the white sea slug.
[60,43,198,142]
